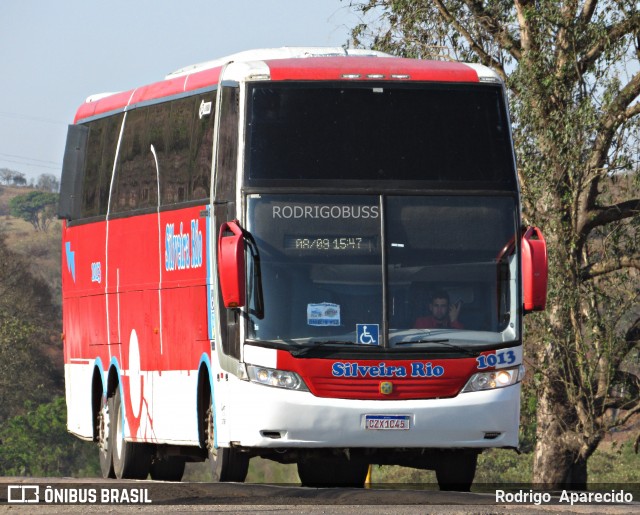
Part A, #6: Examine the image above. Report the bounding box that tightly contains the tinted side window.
[189,95,216,202]
[109,93,216,215]
[111,107,160,214]
[160,94,216,206]
[160,97,191,205]
[81,113,123,217]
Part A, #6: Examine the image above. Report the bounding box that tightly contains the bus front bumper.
[222,380,521,449]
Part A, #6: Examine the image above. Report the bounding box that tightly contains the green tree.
[9,190,59,231]
[36,173,60,193]
[0,168,26,187]
[350,0,640,488]
[0,168,16,185]
[0,397,100,477]
[0,234,61,423]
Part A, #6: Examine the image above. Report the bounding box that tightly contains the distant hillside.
[0,185,62,309]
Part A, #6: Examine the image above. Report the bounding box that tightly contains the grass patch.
[0,216,62,307]
[183,457,299,483]
[588,441,640,483]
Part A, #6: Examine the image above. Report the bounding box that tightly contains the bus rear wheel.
[97,396,115,478]
[111,387,152,479]
[297,456,369,488]
[435,450,478,492]
[205,403,249,482]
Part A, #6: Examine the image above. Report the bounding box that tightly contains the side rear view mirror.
[522,226,548,312]
[218,221,246,308]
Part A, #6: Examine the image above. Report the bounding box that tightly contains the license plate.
[365,415,411,430]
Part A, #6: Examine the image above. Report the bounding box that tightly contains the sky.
[0,0,366,181]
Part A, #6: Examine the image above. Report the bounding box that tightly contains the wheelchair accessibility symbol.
[356,324,380,345]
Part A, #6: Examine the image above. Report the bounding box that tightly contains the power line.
[0,152,60,166]
[0,110,67,127]
[0,153,61,171]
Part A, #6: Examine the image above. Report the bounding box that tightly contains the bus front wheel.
[297,456,369,488]
[205,403,249,482]
[434,450,478,492]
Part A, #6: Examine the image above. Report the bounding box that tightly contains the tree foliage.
[350,0,640,488]
[35,173,60,193]
[0,397,99,477]
[0,168,26,186]
[9,190,59,231]
[0,234,61,423]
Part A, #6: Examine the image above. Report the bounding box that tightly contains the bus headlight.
[461,365,525,393]
[247,365,309,391]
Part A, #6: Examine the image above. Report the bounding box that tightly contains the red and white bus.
[59,47,548,489]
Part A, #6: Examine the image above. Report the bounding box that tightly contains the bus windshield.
[245,82,515,187]
[246,195,518,348]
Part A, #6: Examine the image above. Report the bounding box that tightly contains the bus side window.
[81,114,123,218]
[160,93,216,207]
[111,106,159,214]
[190,93,216,201]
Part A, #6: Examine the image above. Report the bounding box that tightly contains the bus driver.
[414,290,464,330]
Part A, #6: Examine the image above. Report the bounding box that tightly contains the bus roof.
[74,47,498,123]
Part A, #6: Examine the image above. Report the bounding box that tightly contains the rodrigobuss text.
[58,47,548,489]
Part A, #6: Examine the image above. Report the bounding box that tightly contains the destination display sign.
[283,235,377,252]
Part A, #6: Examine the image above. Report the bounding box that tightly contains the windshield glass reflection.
[245,195,518,348]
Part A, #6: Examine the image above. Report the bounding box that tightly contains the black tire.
[150,456,186,482]
[297,456,369,488]
[97,395,115,478]
[205,402,249,482]
[435,450,478,492]
[111,387,152,479]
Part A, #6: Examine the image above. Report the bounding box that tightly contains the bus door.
[211,80,242,370]
[206,67,242,447]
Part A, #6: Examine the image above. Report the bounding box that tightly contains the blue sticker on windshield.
[357,324,380,345]
[307,303,341,326]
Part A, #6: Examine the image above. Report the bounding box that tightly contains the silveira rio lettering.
[332,362,445,378]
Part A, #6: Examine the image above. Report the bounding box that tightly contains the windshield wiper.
[308,340,359,346]
[395,339,479,357]
[290,340,369,357]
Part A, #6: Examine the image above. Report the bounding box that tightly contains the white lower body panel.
[65,361,95,439]
[221,377,521,449]
[64,362,200,446]
[67,359,520,451]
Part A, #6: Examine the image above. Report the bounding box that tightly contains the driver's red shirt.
[414,316,463,330]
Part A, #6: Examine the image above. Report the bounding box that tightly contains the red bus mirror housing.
[218,221,246,308]
[522,226,548,312]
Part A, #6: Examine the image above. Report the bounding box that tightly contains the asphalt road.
[1,477,638,514]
